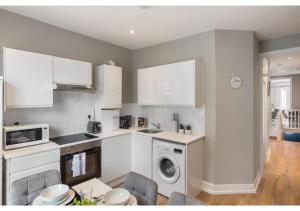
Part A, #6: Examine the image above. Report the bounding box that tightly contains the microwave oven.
[3,124,50,150]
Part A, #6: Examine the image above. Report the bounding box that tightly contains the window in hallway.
[271,78,291,110]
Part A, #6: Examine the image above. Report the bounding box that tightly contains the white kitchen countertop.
[2,142,60,159]
[2,127,204,159]
[136,130,204,145]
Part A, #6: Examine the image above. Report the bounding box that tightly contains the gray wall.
[132,29,259,184]
[214,30,256,184]
[292,75,300,109]
[132,31,217,183]
[0,9,132,103]
[260,33,300,53]
[253,35,261,180]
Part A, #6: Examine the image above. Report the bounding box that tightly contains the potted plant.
[179,124,185,134]
[185,125,192,135]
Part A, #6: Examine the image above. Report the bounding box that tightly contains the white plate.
[98,194,137,206]
[103,188,130,205]
[32,189,75,206]
[40,184,69,203]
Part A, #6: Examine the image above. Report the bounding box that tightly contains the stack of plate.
[32,184,75,205]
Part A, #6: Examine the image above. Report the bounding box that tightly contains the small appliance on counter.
[101,109,120,132]
[87,114,101,134]
[3,123,50,150]
[119,115,132,129]
[138,117,147,128]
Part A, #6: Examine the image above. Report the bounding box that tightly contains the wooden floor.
[157,139,300,205]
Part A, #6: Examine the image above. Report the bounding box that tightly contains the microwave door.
[5,127,44,149]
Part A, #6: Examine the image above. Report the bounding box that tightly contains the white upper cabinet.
[161,60,195,106]
[53,56,92,86]
[138,60,203,107]
[4,47,53,108]
[95,64,122,109]
[138,66,162,105]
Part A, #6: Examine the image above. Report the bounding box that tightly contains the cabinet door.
[131,133,152,178]
[162,60,195,106]
[4,48,53,108]
[101,134,131,183]
[53,57,92,86]
[138,66,162,105]
[103,65,122,108]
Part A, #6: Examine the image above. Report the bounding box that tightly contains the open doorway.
[260,47,300,172]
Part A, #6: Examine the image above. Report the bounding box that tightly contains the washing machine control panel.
[174,148,182,154]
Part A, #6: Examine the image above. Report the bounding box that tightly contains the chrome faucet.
[151,122,161,130]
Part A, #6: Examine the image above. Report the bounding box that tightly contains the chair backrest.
[123,171,158,205]
[167,192,206,205]
[8,170,61,205]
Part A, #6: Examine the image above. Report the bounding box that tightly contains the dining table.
[32,178,137,206]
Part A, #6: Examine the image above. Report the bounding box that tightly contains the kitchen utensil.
[80,187,93,200]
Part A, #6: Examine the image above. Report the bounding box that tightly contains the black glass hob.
[51,133,98,145]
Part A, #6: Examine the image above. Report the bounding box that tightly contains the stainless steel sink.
[138,129,162,134]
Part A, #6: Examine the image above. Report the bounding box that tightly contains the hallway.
[157,139,300,205]
[197,139,300,205]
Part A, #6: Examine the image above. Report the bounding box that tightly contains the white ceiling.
[269,50,300,76]
[2,6,300,50]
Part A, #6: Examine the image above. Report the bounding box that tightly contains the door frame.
[259,46,300,172]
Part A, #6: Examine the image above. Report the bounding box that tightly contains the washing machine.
[153,139,186,197]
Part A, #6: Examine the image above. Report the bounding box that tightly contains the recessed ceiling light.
[288,57,292,60]
[130,30,135,34]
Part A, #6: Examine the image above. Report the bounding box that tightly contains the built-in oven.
[60,141,101,186]
[3,124,49,150]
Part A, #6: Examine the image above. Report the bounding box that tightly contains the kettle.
[87,114,101,134]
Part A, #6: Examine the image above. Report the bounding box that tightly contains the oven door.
[61,147,101,186]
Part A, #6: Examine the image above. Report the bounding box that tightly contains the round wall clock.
[230,75,242,89]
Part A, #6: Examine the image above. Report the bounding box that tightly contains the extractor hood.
[53,83,96,92]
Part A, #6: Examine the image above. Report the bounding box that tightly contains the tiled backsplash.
[4,92,95,138]
[4,94,205,137]
[120,103,205,136]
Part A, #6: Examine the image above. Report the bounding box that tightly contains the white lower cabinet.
[5,149,60,205]
[101,134,131,183]
[131,133,153,179]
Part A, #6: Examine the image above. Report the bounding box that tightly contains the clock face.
[230,76,242,89]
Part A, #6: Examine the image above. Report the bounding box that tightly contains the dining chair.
[8,169,61,205]
[123,171,158,205]
[167,192,206,205]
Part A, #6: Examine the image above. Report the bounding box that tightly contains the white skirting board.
[201,170,262,195]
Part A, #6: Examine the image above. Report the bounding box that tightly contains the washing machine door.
[157,153,180,184]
